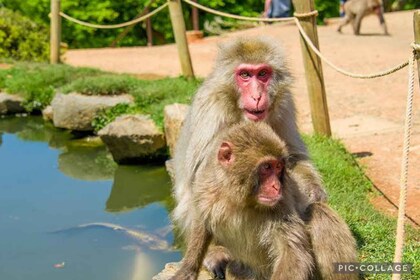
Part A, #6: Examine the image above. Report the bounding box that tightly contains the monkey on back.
[171,122,358,280]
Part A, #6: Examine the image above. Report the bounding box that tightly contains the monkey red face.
[235,64,272,122]
[256,159,284,207]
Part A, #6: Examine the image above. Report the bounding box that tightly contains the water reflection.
[0,116,179,280]
[107,165,172,212]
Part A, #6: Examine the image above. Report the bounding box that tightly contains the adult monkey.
[337,0,389,35]
[173,37,326,278]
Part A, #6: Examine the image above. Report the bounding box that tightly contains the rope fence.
[50,1,419,274]
[59,2,169,29]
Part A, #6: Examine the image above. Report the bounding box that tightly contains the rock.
[42,105,53,121]
[51,93,134,131]
[152,262,212,280]
[98,114,166,164]
[0,92,25,114]
[163,103,189,157]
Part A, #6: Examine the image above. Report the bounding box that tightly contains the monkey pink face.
[257,159,284,207]
[235,64,272,122]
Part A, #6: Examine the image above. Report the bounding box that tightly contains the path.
[65,11,420,225]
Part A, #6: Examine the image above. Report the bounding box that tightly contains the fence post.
[414,11,420,87]
[167,0,195,78]
[192,0,199,31]
[292,0,331,136]
[50,0,61,64]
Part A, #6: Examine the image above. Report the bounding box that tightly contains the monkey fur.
[171,122,358,280]
[337,0,389,35]
[172,36,327,276]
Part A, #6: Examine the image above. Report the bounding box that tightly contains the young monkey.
[171,122,358,280]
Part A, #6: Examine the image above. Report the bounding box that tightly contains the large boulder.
[51,93,134,131]
[98,114,166,164]
[153,262,212,280]
[163,103,189,157]
[0,92,25,114]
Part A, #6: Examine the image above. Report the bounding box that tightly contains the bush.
[0,7,49,62]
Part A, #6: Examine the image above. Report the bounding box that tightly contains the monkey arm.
[271,218,315,280]
[171,219,212,280]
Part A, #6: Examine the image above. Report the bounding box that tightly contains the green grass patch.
[0,63,200,129]
[304,135,419,279]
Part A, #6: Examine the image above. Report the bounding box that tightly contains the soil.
[65,10,420,225]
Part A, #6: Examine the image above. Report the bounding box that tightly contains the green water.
[0,116,181,280]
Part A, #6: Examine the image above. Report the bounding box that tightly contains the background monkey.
[171,122,358,280]
[337,0,389,35]
[173,36,326,277]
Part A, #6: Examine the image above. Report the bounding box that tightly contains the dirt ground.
[65,10,420,225]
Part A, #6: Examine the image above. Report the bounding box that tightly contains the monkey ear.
[218,142,234,167]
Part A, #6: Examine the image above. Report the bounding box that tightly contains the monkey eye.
[262,163,272,171]
[239,71,250,79]
[258,70,267,77]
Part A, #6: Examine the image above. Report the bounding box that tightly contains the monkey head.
[214,37,292,123]
[216,122,290,209]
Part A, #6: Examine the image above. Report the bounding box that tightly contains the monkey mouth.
[257,193,282,207]
[244,109,267,121]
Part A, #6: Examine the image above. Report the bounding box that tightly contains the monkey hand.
[310,184,328,203]
[203,245,231,279]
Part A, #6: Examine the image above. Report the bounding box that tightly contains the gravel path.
[66,10,420,225]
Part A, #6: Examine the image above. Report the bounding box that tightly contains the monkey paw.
[203,246,232,279]
[311,186,328,203]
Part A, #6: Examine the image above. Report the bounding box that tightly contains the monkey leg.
[271,218,315,280]
[352,13,364,35]
[203,244,232,279]
[226,260,256,280]
[337,14,352,33]
[170,219,212,280]
[305,203,358,280]
[376,7,389,35]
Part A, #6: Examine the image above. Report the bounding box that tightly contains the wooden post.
[50,0,61,64]
[192,0,199,31]
[414,11,420,87]
[146,8,153,47]
[168,0,195,78]
[292,0,331,136]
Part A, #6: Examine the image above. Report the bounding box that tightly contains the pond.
[0,116,180,280]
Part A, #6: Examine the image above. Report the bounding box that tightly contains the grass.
[304,135,419,279]
[0,62,201,129]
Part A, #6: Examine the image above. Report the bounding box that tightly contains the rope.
[391,44,417,280]
[182,0,295,22]
[59,2,168,29]
[293,18,409,78]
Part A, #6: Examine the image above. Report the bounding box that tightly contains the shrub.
[0,8,49,62]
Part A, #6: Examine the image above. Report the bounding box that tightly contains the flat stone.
[152,262,212,280]
[98,114,166,164]
[51,92,134,131]
[163,103,189,157]
[0,92,25,114]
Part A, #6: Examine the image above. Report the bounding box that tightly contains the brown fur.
[172,36,326,276]
[337,0,389,35]
[171,123,358,280]
[171,122,315,280]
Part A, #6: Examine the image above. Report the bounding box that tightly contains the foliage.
[92,103,141,132]
[0,63,101,111]
[61,74,139,95]
[315,0,339,24]
[304,135,419,279]
[0,7,49,61]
